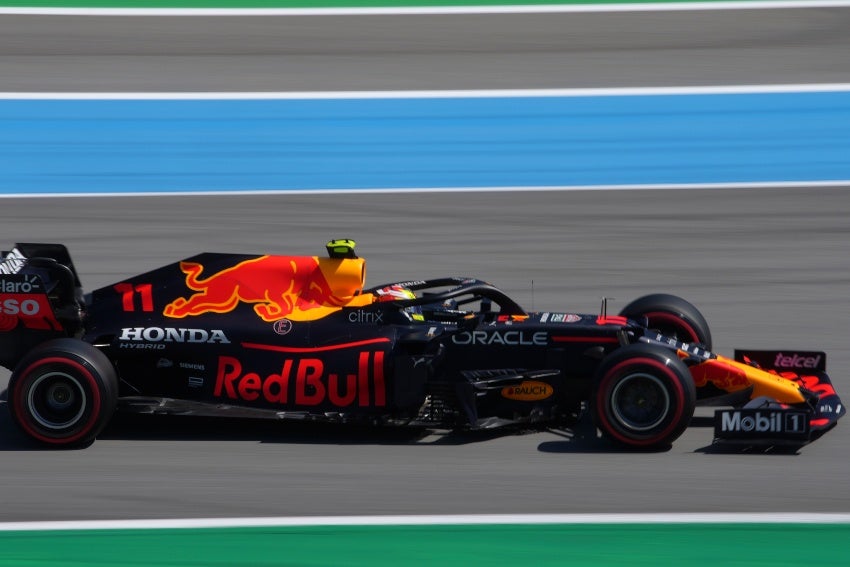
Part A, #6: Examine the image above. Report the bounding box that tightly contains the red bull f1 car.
[0,240,843,450]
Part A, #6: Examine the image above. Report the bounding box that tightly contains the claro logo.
[501,380,553,402]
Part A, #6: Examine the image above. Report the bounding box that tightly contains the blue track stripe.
[1,92,849,194]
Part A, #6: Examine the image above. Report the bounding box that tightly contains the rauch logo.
[501,380,553,402]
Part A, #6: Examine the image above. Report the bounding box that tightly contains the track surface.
[2,9,850,91]
[2,187,850,520]
[1,9,850,521]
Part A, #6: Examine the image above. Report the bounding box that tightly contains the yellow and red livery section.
[689,354,808,403]
[164,254,372,322]
[681,348,843,434]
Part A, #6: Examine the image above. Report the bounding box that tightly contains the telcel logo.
[774,352,822,369]
[501,380,553,402]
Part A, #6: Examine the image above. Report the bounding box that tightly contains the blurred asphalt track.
[1,9,850,90]
[0,8,849,521]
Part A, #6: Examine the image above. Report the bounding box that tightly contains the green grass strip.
[1,523,849,566]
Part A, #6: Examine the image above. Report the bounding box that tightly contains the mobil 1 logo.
[714,408,809,441]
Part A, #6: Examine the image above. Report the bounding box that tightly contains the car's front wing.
[700,351,845,444]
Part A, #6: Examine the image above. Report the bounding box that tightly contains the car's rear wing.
[1,243,82,285]
[0,243,85,369]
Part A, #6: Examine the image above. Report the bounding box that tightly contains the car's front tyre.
[593,344,696,451]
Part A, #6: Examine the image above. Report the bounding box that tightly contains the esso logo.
[0,298,40,316]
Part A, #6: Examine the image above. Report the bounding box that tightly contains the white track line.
[2,84,850,99]
[2,513,850,531]
[3,1,850,16]
[3,181,850,199]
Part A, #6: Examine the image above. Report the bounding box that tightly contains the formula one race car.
[0,240,844,450]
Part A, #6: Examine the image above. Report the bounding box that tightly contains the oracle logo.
[452,330,547,346]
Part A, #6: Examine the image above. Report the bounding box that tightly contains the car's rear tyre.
[619,293,712,350]
[8,339,118,448]
[593,344,696,451]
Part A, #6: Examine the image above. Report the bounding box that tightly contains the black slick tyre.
[8,339,118,448]
[593,344,696,451]
[619,293,712,350]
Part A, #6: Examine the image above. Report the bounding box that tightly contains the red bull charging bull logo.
[164,255,365,322]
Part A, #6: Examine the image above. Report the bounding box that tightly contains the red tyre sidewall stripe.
[643,311,701,344]
[596,357,686,447]
[12,357,103,445]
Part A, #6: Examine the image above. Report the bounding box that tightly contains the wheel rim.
[26,371,87,430]
[610,372,670,432]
